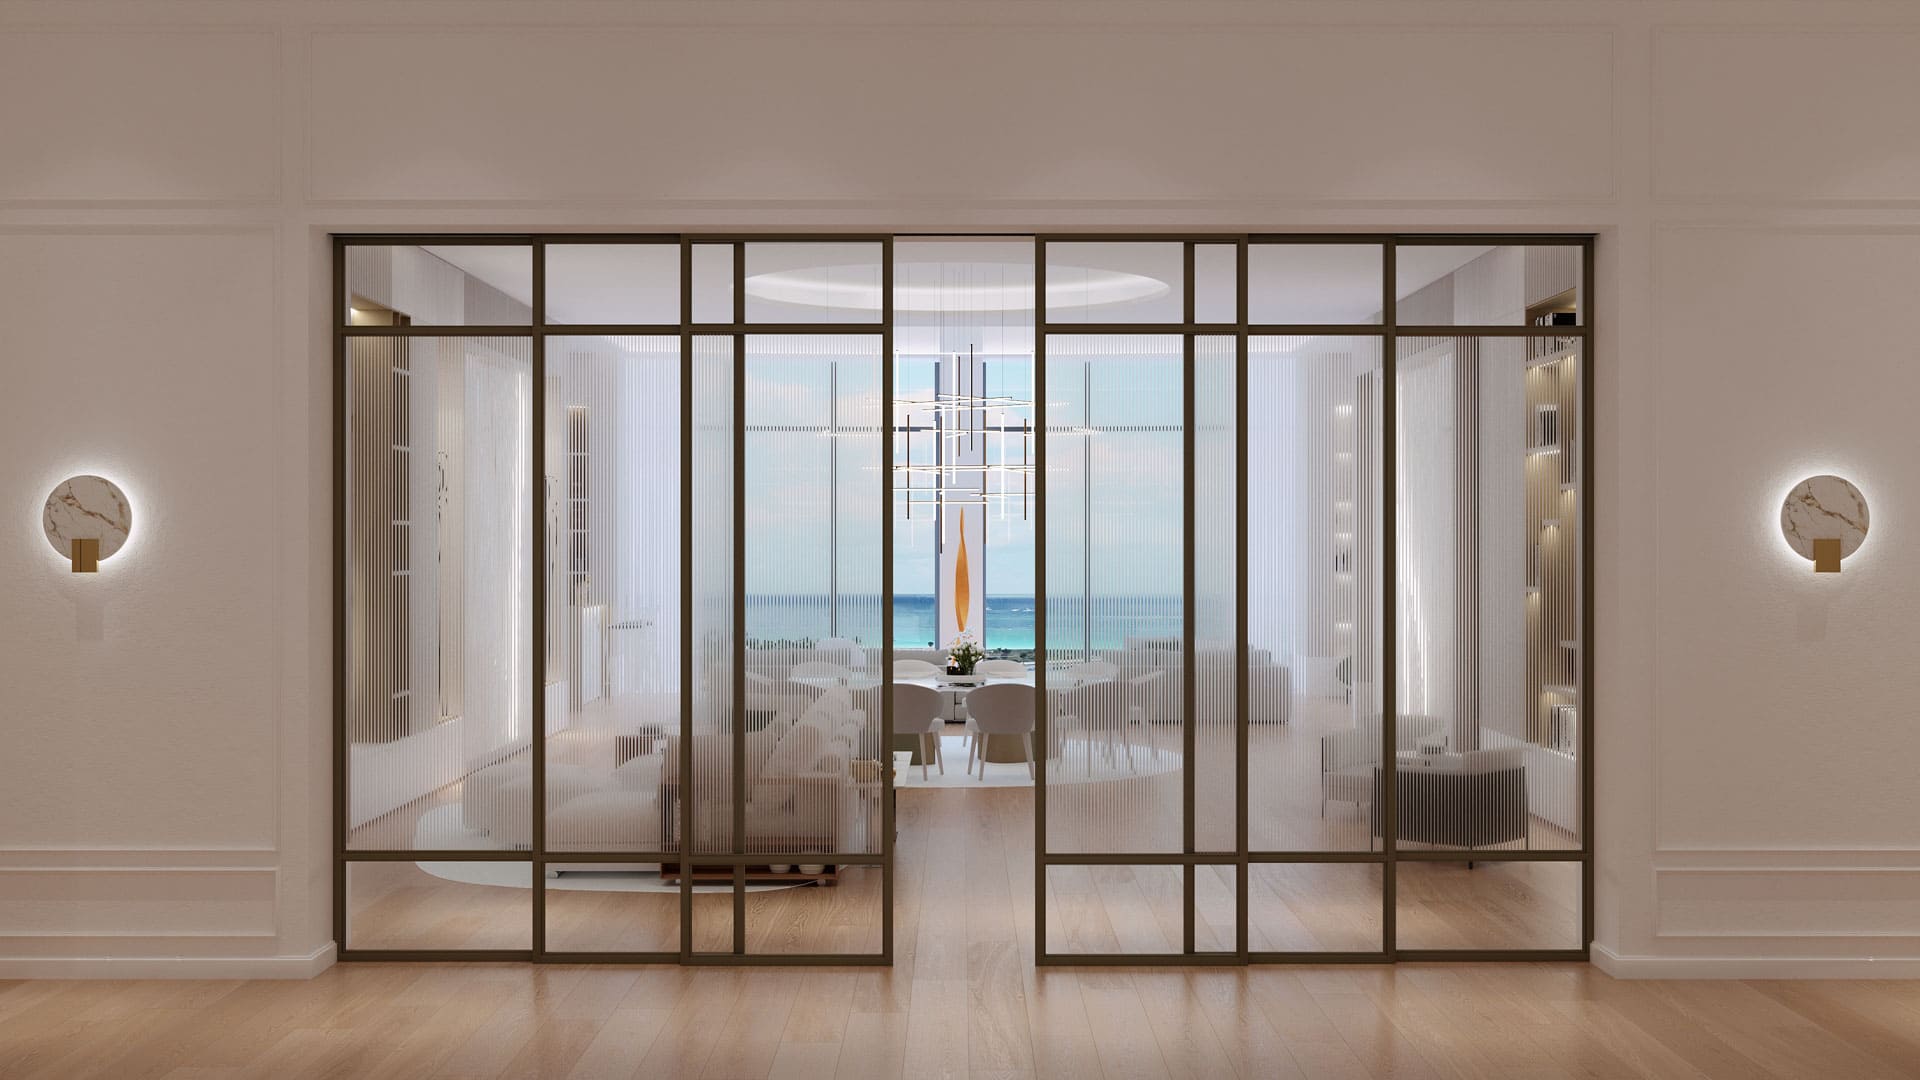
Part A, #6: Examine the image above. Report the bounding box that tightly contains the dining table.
[786,670,1102,765]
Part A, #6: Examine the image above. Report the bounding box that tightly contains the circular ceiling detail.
[744,264,1169,314]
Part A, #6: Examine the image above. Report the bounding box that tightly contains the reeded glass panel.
[1395,244,1583,326]
[543,336,680,854]
[1044,335,1182,855]
[1194,864,1238,953]
[744,242,884,324]
[545,245,679,325]
[1396,860,1581,950]
[1246,336,1385,854]
[744,334,887,860]
[745,863,884,955]
[345,336,533,852]
[346,861,532,950]
[346,245,531,326]
[691,885,734,954]
[1247,863,1382,952]
[1044,864,1188,955]
[688,336,736,859]
[1193,244,1238,324]
[543,869,680,953]
[692,244,735,324]
[1045,242,1184,324]
[893,350,940,649]
[1193,336,1238,854]
[1396,337,1582,852]
[1246,244,1384,325]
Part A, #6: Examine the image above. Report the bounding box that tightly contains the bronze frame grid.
[334,232,1595,967]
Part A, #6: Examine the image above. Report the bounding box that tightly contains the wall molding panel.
[305,25,1614,207]
[0,28,281,207]
[1653,25,1920,206]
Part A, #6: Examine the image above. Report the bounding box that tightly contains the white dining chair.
[977,658,1026,677]
[892,683,946,780]
[892,658,943,679]
[964,683,1037,780]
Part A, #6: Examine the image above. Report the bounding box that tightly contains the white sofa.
[462,685,866,856]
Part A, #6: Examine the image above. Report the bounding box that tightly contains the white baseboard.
[0,942,336,980]
[1593,942,1920,979]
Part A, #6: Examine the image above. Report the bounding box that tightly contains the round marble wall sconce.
[43,475,131,573]
[1780,475,1868,573]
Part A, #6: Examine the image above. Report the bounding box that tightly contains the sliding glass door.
[337,232,1591,967]
[336,237,896,965]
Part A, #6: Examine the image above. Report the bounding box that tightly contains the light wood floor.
[12,784,1918,1078]
[3,954,1918,1078]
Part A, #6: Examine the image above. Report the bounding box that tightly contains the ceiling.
[421,240,1503,324]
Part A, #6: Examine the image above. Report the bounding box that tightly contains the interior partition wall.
[336,236,894,964]
[336,233,1592,966]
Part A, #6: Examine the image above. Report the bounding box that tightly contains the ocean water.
[745,594,1181,652]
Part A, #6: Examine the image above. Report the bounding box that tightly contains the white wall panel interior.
[1652,227,1920,851]
[0,868,277,940]
[1656,868,1920,940]
[309,27,1612,204]
[1,0,1916,975]
[0,230,282,851]
[1655,29,1920,202]
[0,31,279,203]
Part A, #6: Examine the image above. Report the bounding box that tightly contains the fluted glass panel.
[744,334,886,861]
[1045,865,1192,955]
[1193,244,1238,324]
[691,244,735,324]
[1396,860,1581,950]
[746,863,884,955]
[1396,336,1582,852]
[345,336,533,852]
[1246,336,1384,853]
[1247,864,1382,952]
[543,336,681,854]
[1193,336,1238,854]
[691,887,734,954]
[744,242,883,324]
[346,245,531,326]
[1246,245,1383,325]
[1044,335,1182,855]
[346,861,532,950]
[543,877,679,953]
[688,335,736,858]
[1194,865,1238,952]
[1045,242,1184,324]
[545,244,679,325]
[1395,244,1583,326]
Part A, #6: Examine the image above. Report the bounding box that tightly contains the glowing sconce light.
[43,475,132,573]
[1780,475,1868,574]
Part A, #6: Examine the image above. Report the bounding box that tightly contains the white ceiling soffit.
[421,240,1501,321]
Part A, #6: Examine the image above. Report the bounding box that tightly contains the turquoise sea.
[746,594,1181,652]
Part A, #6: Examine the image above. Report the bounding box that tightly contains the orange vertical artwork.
[954,507,971,633]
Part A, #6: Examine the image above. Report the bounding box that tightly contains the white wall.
[2,0,1917,977]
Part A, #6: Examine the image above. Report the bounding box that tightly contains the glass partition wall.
[337,234,1591,966]
[338,237,894,963]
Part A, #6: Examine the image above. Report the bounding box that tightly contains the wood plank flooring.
[8,783,1920,1077]
[3,959,1917,1078]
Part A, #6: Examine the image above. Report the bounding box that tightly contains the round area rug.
[411,805,803,893]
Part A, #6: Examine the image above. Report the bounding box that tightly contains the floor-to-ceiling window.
[336,233,1590,966]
